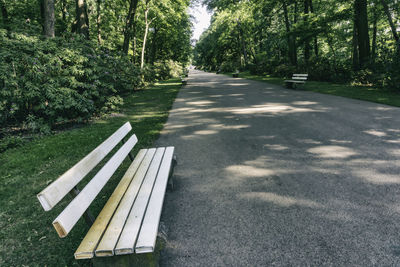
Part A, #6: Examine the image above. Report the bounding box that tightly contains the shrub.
[273,64,297,78]
[153,60,183,80]
[219,61,237,73]
[0,30,141,132]
[384,55,400,90]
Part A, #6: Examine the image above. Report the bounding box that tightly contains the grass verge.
[0,78,181,266]
[229,71,400,107]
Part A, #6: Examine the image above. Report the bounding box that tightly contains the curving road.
[156,70,400,266]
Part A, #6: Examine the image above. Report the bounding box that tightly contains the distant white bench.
[37,122,176,265]
[284,74,308,89]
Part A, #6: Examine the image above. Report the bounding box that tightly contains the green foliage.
[0,31,141,132]
[0,0,192,135]
[385,55,400,90]
[153,60,184,80]
[196,0,400,91]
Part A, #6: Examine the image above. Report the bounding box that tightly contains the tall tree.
[0,0,8,22]
[354,0,370,69]
[123,0,140,54]
[282,0,297,66]
[304,0,310,64]
[237,19,248,66]
[371,2,379,62]
[43,0,55,37]
[96,0,102,43]
[380,0,400,55]
[309,0,318,58]
[74,0,90,39]
[141,0,154,69]
[0,0,9,30]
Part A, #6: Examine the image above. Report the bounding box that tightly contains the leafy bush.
[384,55,400,90]
[219,61,237,73]
[272,64,297,78]
[153,60,183,80]
[0,30,141,132]
[352,69,374,85]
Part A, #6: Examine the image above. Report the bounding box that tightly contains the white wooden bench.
[284,74,308,89]
[37,122,176,265]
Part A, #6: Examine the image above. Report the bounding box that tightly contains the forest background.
[194,0,400,92]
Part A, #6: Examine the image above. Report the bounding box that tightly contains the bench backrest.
[37,122,137,238]
[292,74,308,81]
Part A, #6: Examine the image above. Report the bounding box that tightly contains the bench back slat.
[94,148,157,257]
[293,74,308,77]
[135,146,175,254]
[52,134,138,238]
[74,148,148,259]
[37,122,132,211]
[114,147,166,255]
[292,76,307,80]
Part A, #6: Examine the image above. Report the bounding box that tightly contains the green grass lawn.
[228,71,400,107]
[0,79,181,266]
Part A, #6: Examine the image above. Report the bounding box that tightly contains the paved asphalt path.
[156,70,400,266]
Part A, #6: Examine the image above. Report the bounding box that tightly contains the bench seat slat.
[37,122,132,211]
[94,148,157,257]
[74,149,148,260]
[135,147,175,254]
[291,77,307,80]
[52,134,138,238]
[114,148,166,255]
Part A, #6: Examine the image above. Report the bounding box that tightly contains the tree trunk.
[61,0,67,21]
[0,0,8,21]
[75,0,90,39]
[380,0,400,55]
[352,21,359,70]
[132,36,137,63]
[40,0,45,32]
[309,0,318,57]
[150,27,158,64]
[123,0,139,54]
[238,21,248,66]
[96,0,102,43]
[304,0,310,64]
[371,4,378,62]
[0,0,9,29]
[43,0,55,38]
[141,3,151,69]
[282,0,297,66]
[354,0,370,69]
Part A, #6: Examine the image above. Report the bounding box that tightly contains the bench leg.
[167,155,177,191]
[121,137,134,162]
